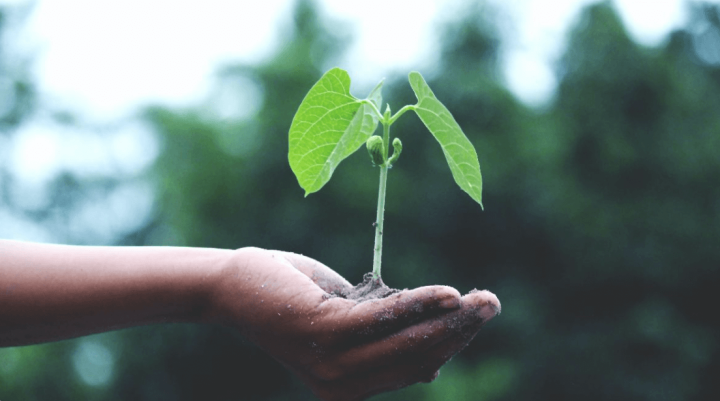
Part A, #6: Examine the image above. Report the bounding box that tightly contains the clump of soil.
[334,272,401,302]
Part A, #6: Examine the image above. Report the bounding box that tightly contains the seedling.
[289,68,483,280]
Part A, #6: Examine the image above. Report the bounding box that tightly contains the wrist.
[201,247,266,326]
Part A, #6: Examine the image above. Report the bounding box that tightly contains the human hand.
[207,247,500,401]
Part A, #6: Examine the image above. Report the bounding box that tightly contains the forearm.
[0,240,234,347]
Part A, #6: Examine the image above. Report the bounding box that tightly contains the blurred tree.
[1,4,155,400]
[538,3,720,399]
[377,2,720,400]
[0,4,84,399]
[0,7,35,131]
[0,4,148,248]
[3,0,720,400]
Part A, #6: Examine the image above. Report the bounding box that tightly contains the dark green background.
[1,1,719,399]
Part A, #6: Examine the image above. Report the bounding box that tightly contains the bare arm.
[0,240,500,401]
[0,239,231,346]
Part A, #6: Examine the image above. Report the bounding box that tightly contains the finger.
[463,289,501,317]
[404,293,500,369]
[341,327,485,399]
[389,289,500,374]
[299,290,501,400]
[272,251,353,295]
[324,285,462,340]
[307,295,500,401]
[310,316,449,381]
[311,289,498,380]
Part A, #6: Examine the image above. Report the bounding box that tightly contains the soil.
[331,272,401,302]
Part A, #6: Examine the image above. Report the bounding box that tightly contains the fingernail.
[479,302,500,321]
[439,296,461,309]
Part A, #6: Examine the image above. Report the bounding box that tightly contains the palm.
[211,248,499,401]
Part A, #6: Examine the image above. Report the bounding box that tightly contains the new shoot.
[288,68,483,280]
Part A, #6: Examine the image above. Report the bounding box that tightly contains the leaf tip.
[410,70,427,82]
[328,66,347,74]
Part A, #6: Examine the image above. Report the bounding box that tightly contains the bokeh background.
[1,0,719,400]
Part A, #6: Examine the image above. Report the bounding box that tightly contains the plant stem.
[388,104,416,125]
[372,120,391,279]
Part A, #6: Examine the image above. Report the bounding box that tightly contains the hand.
[207,247,500,401]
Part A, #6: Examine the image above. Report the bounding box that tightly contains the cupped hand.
[207,247,500,401]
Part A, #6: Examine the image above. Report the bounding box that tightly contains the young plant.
[289,68,483,280]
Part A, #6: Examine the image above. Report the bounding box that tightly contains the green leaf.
[289,68,382,195]
[409,71,484,208]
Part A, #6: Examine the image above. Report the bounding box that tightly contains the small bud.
[392,138,402,154]
[384,104,392,120]
[366,136,386,166]
[388,137,403,165]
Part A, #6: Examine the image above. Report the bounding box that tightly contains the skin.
[0,240,500,401]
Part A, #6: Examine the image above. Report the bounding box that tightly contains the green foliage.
[4,0,720,400]
[409,72,484,208]
[288,67,382,195]
[289,68,484,278]
[289,68,484,207]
